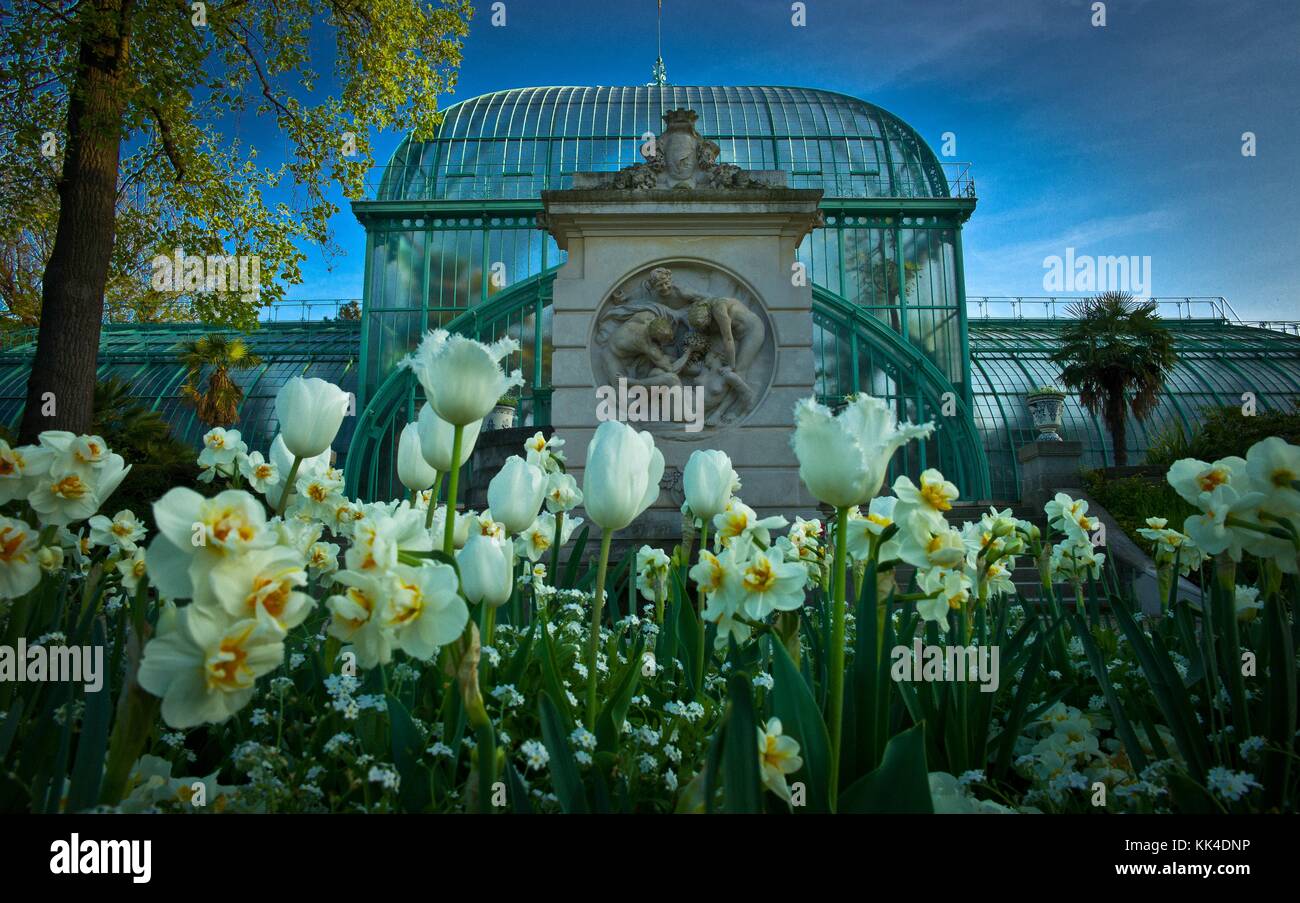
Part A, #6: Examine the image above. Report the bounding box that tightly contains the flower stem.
[425,471,443,530]
[442,426,464,555]
[585,528,614,730]
[827,505,850,812]
[549,510,565,578]
[694,521,709,697]
[275,456,303,518]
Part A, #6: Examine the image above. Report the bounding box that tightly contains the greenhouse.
[2,85,1297,503]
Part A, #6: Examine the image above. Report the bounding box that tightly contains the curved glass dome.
[970,319,1300,500]
[376,85,952,202]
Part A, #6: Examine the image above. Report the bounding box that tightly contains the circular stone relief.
[589,261,775,439]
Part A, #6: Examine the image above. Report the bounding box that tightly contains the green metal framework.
[0,319,360,455]
[348,85,981,500]
[969,314,1300,499]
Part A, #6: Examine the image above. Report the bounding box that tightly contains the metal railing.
[965,296,1239,321]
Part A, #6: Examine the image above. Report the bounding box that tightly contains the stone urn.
[485,398,517,431]
[1026,389,1066,441]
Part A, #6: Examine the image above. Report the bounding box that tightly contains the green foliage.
[1051,292,1179,465]
[0,0,474,325]
[1083,470,1196,546]
[1145,401,1300,470]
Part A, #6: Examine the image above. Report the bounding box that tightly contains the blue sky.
[286,0,1300,320]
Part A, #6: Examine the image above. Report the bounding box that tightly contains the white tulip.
[275,377,350,458]
[457,530,514,608]
[487,455,548,535]
[397,422,437,491]
[791,395,934,509]
[402,330,525,426]
[581,420,664,532]
[684,449,737,521]
[416,403,482,472]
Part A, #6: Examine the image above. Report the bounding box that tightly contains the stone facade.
[539,110,824,544]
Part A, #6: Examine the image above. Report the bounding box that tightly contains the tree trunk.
[1105,390,1128,467]
[18,0,134,443]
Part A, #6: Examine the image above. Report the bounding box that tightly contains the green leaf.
[0,698,23,766]
[65,620,112,813]
[595,636,645,752]
[838,722,933,814]
[537,615,574,730]
[769,633,831,813]
[503,761,535,814]
[1168,772,1224,814]
[561,524,590,589]
[387,694,431,813]
[721,673,764,814]
[537,692,588,813]
[1066,609,1148,774]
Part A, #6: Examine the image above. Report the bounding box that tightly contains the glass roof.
[0,321,361,458]
[969,319,1300,500]
[376,85,952,202]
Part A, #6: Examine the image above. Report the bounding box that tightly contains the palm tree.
[1050,292,1178,466]
[179,334,262,427]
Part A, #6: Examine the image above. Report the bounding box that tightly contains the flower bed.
[0,332,1295,814]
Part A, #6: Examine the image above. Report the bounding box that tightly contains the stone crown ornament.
[575,109,781,191]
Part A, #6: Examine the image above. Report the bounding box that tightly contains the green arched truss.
[344,271,992,501]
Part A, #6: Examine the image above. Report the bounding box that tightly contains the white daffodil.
[382,561,469,661]
[516,511,580,563]
[845,496,899,563]
[791,394,934,509]
[345,504,432,573]
[0,516,40,599]
[684,449,738,522]
[544,471,583,513]
[1050,539,1105,582]
[757,718,803,803]
[723,546,807,620]
[582,419,663,532]
[893,468,959,539]
[712,499,787,557]
[198,428,245,472]
[635,546,672,602]
[117,547,148,593]
[201,545,313,634]
[307,541,340,575]
[146,488,274,600]
[458,529,515,608]
[1182,483,1266,559]
[325,569,394,669]
[238,450,280,495]
[37,544,64,574]
[524,431,566,473]
[1234,585,1264,622]
[900,526,968,570]
[916,567,971,625]
[429,505,476,550]
[402,330,524,426]
[397,421,437,492]
[488,455,548,535]
[266,434,331,512]
[275,377,350,459]
[1246,437,1300,515]
[416,402,481,473]
[690,548,739,601]
[1168,456,1248,507]
[138,603,284,728]
[0,440,42,503]
[88,509,146,554]
[294,468,347,520]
